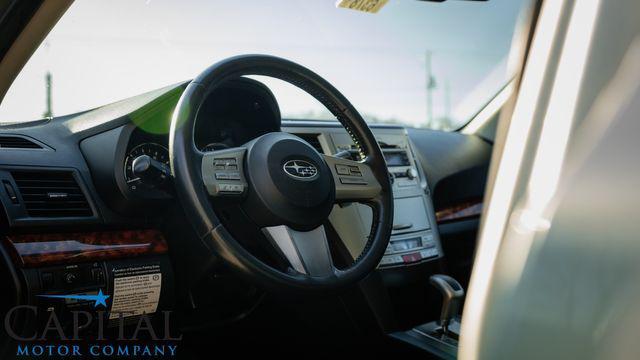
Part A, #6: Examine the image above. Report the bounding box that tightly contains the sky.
[0,0,526,129]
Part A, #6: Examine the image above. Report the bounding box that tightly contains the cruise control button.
[335,165,351,175]
[348,166,362,176]
[214,158,237,167]
[219,184,232,192]
[227,172,241,180]
[218,183,244,193]
[340,177,367,185]
[215,172,229,180]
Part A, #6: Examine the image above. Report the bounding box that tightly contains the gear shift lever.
[394,275,464,358]
[429,274,464,335]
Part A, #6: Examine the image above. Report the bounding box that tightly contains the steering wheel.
[169,55,393,291]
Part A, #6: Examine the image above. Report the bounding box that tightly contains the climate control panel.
[379,231,439,266]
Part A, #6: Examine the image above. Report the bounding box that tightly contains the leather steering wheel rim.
[169,54,393,291]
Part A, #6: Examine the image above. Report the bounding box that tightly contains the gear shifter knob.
[429,274,464,334]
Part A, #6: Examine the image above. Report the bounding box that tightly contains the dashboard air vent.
[0,135,42,149]
[293,133,324,154]
[378,141,400,149]
[11,170,93,218]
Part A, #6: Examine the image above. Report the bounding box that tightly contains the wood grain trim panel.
[435,200,483,223]
[4,229,168,268]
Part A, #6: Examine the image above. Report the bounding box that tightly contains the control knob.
[405,168,418,180]
[64,272,77,285]
[132,154,170,186]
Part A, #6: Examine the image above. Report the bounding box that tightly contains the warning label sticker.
[109,264,162,319]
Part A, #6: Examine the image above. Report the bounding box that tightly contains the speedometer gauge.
[124,143,169,191]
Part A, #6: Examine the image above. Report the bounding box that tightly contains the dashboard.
[0,76,489,247]
[0,76,491,339]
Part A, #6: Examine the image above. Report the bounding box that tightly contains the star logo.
[39,289,110,308]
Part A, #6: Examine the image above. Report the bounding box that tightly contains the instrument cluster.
[121,77,281,200]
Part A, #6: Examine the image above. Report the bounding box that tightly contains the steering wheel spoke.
[262,225,336,277]
[201,147,248,197]
[323,154,382,203]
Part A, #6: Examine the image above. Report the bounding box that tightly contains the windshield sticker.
[336,0,388,14]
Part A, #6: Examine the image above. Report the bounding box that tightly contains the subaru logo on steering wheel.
[283,160,318,180]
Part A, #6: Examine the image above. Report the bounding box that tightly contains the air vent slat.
[21,194,85,199]
[0,135,42,149]
[27,207,91,212]
[15,186,81,191]
[10,170,93,218]
[24,200,89,205]
[26,209,93,217]
[293,133,324,154]
[378,142,400,149]
[13,179,76,184]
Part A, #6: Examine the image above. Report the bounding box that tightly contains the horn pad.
[242,133,335,230]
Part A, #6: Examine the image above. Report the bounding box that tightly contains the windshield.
[0,0,525,130]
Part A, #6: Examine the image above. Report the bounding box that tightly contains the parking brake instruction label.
[109,264,162,319]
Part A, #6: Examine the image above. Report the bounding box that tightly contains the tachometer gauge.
[124,143,170,191]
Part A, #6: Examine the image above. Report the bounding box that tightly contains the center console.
[282,121,443,268]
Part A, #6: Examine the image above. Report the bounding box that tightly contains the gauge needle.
[126,177,140,183]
